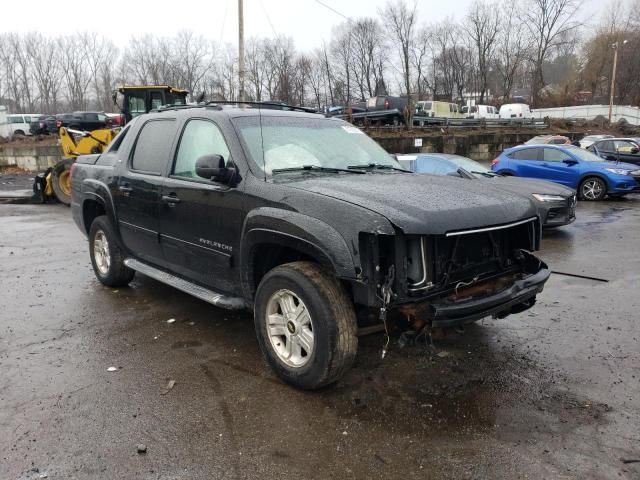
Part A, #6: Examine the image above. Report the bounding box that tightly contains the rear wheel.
[579,176,607,201]
[254,261,358,390]
[51,158,75,205]
[89,216,135,287]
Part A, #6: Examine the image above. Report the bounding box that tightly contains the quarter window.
[131,120,175,174]
[173,120,231,179]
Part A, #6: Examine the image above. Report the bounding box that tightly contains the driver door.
[158,119,243,293]
[538,148,578,186]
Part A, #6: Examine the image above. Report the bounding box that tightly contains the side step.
[124,258,247,310]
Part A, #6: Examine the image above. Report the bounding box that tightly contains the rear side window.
[599,141,613,151]
[131,120,175,174]
[509,148,539,161]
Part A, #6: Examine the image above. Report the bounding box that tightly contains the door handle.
[118,185,133,196]
[161,194,181,205]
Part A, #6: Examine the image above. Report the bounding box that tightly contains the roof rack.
[205,101,318,114]
[150,101,319,115]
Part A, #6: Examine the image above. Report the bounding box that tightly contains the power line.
[313,0,352,22]
[259,0,279,37]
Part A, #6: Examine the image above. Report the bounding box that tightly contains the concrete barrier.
[0,145,63,172]
[371,130,586,162]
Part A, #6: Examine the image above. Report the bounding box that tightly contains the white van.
[7,113,40,136]
[415,101,463,119]
[499,103,533,120]
[0,106,11,139]
[462,104,499,119]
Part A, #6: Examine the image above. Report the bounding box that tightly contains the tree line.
[1,0,639,115]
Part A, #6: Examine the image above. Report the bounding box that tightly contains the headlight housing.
[605,168,632,175]
[532,193,567,202]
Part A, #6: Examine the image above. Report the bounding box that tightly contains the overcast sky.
[6,0,602,51]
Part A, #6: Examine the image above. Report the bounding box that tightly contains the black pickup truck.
[70,104,550,389]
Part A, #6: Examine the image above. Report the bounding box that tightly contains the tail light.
[384,98,390,109]
[119,114,126,126]
[491,159,500,167]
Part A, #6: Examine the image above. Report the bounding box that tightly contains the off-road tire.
[89,215,135,287]
[254,261,358,390]
[579,176,607,201]
[52,158,75,205]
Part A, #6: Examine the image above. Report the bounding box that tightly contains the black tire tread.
[255,261,357,389]
[89,215,134,287]
[579,176,607,201]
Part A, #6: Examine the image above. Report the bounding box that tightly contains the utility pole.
[238,0,245,102]
[609,40,627,124]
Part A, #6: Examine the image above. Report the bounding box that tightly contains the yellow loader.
[40,85,188,205]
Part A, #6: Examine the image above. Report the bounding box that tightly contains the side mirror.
[195,154,231,182]
[631,147,639,155]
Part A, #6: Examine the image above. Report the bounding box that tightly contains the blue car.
[491,145,640,200]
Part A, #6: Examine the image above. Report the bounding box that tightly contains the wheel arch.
[240,208,357,300]
[81,181,120,237]
[578,172,611,191]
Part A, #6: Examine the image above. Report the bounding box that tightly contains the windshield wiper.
[470,170,496,178]
[271,165,365,174]
[347,163,411,173]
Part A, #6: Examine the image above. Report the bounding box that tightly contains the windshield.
[567,146,608,162]
[233,116,401,175]
[445,155,491,174]
[525,136,548,145]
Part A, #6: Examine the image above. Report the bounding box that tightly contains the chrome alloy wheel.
[582,179,603,200]
[93,230,111,275]
[265,289,314,368]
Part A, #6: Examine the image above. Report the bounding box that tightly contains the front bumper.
[542,196,576,227]
[395,264,550,329]
[608,174,640,194]
[428,268,550,327]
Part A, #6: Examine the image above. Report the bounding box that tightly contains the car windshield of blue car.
[568,147,610,162]
[233,116,402,176]
[446,156,496,176]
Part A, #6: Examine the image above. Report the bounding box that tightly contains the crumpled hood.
[489,176,576,196]
[283,173,538,235]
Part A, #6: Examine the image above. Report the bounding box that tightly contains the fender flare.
[81,180,123,245]
[239,207,357,297]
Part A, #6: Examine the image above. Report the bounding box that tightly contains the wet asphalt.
[0,198,639,480]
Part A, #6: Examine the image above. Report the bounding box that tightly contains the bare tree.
[494,1,531,101]
[525,0,583,105]
[465,1,500,102]
[381,0,417,124]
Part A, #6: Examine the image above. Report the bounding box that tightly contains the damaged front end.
[358,217,550,329]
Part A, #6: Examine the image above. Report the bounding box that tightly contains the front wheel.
[89,216,135,287]
[254,261,358,390]
[579,177,607,201]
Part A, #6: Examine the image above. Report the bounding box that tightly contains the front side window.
[613,140,638,153]
[130,120,175,174]
[173,119,231,179]
[543,148,566,162]
[233,116,401,176]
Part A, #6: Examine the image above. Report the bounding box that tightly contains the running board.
[124,258,247,310]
